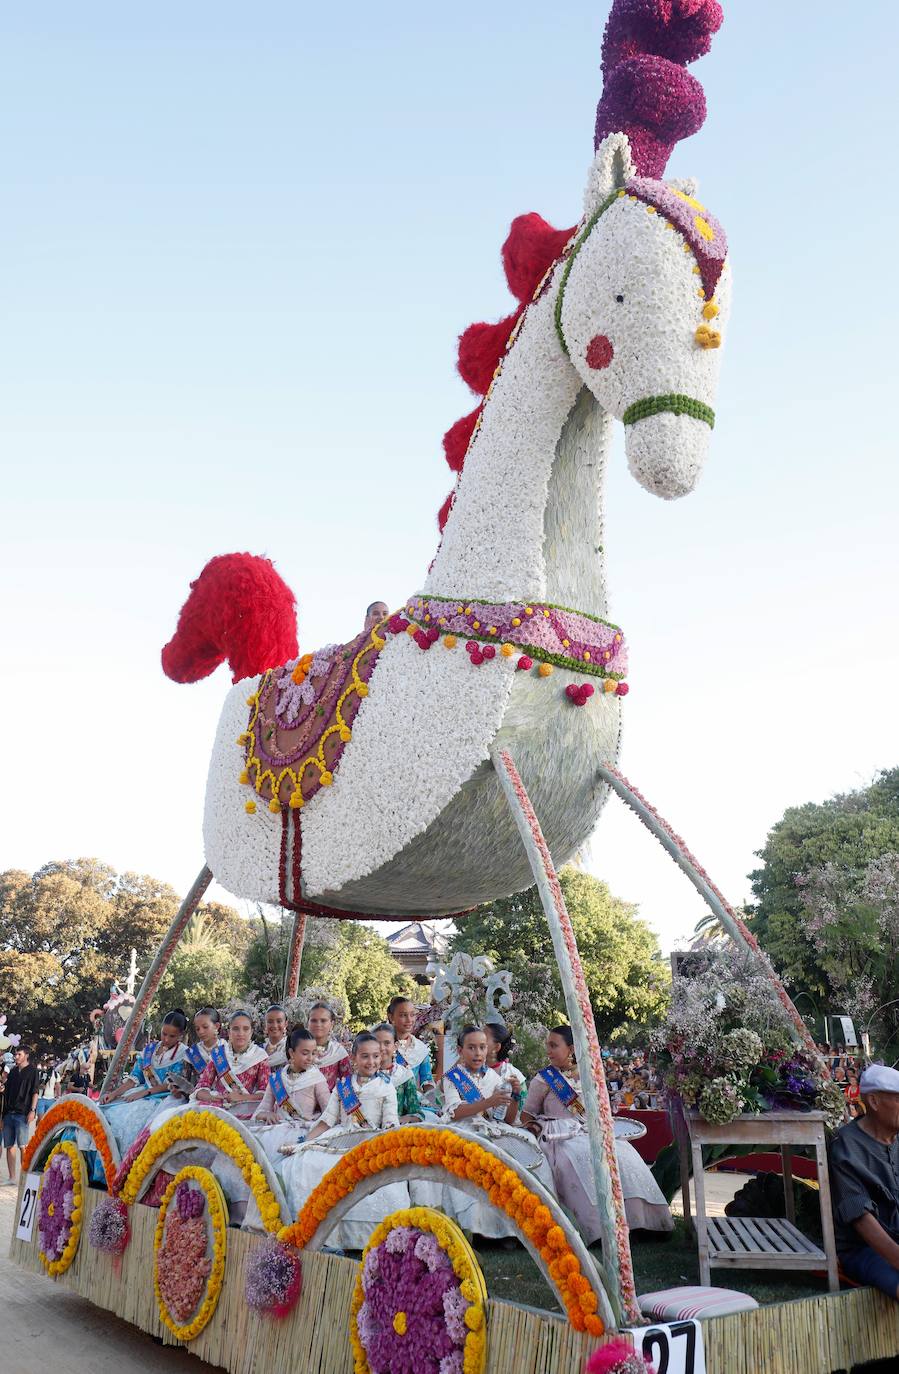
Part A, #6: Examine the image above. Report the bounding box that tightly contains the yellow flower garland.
[38,1140,85,1277]
[153,1166,227,1342]
[349,1207,488,1374]
[118,1109,283,1233]
[279,1126,604,1337]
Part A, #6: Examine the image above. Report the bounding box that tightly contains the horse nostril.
[586,334,614,369]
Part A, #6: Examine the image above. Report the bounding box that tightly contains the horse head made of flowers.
[557,0,729,500]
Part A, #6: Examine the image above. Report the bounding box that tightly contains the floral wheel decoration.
[37,1140,85,1276]
[350,1208,487,1374]
[280,1127,604,1336]
[153,1167,227,1342]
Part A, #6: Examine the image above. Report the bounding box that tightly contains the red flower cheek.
[585,334,614,369]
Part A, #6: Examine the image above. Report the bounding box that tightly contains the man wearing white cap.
[828,1064,899,1297]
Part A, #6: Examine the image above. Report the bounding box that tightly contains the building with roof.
[386,920,450,981]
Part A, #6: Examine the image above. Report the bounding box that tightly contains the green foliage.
[149,913,245,1022]
[747,768,899,1046]
[0,861,247,1055]
[450,867,669,1041]
[303,922,418,1030]
[241,910,416,1030]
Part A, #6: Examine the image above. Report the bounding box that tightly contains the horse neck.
[423,290,583,603]
[542,386,611,620]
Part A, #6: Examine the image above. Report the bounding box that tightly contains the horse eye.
[615,294,625,304]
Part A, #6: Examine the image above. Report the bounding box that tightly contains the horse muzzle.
[623,393,715,500]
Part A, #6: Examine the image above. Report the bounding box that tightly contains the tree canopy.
[0,861,248,1053]
[449,866,669,1042]
[747,767,899,1047]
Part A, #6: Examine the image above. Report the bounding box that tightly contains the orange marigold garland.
[279,1127,604,1337]
[23,1100,117,1190]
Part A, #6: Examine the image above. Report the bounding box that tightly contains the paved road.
[0,1183,220,1374]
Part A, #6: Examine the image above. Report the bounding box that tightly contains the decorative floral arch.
[114,1108,290,1233]
[23,1096,120,1189]
[278,1126,613,1335]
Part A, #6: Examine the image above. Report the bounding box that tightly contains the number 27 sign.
[629,1320,706,1374]
[16,1173,41,1242]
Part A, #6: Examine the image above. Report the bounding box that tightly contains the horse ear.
[669,175,699,198]
[583,133,635,216]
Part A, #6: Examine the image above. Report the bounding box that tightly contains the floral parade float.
[12,4,897,1373]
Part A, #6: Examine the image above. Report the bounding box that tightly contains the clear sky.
[2,3,897,955]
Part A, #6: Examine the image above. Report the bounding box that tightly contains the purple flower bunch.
[244,1236,303,1317]
[357,1227,469,1374]
[176,1180,205,1220]
[38,1152,75,1261]
[88,1196,130,1255]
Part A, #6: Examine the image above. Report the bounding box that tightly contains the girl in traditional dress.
[280,1032,406,1249]
[98,1010,189,1152]
[484,1020,526,1124]
[372,1023,423,1122]
[386,996,437,1105]
[191,1011,270,1119]
[441,1025,555,1240]
[262,1004,288,1068]
[307,1002,352,1090]
[521,1026,673,1240]
[250,1027,330,1164]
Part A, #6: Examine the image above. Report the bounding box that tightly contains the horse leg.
[491,746,640,1327]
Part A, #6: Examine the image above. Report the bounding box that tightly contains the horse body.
[173,15,731,919]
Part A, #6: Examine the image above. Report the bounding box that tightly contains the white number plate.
[630,1320,705,1374]
[16,1173,41,1242]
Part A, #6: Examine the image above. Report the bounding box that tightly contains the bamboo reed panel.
[10,1185,899,1373]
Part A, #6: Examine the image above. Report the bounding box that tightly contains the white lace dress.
[280,1075,408,1249]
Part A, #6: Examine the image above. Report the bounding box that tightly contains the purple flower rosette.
[357,1227,471,1374]
[38,1152,75,1261]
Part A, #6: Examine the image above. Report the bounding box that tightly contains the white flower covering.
[301,632,516,896]
[203,675,283,903]
[425,288,581,603]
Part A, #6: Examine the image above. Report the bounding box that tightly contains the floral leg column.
[283,911,307,999]
[100,865,212,1096]
[491,747,638,1326]
[596,763,819,1056]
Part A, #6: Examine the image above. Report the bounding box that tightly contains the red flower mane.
[437,213,575,529]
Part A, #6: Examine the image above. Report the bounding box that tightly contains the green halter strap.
[553,189,716,432]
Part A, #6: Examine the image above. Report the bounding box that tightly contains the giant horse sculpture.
[102,0,816,1327]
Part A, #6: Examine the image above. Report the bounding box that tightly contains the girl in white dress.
[250,1027,330,1165]
[484,1021,526,1124]
[520,1025,673,1240]
[280,1032,407,1249]
[441,1025,555,1240]
[262,1004,288,1069]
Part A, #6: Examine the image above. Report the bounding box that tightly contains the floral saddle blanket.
[239,627,383,813]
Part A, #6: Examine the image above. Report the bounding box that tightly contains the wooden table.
[681,1108,839,1293]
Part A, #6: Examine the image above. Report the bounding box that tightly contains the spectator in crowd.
[829,1064,899,1298]
[1,1046,40,1185]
